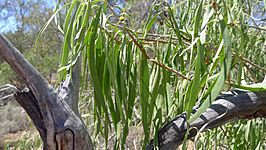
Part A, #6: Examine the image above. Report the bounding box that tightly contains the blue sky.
[0,0,55,33]
[0,16,17,32]
[1,0,265,33]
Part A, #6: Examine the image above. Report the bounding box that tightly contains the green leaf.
[200,6,214,44]
[87,7,110,122]
[193,0,204,37]
[145,14,158,34]
[140,55,150,146]
[189,27,232,123]
[186,41,202,119]
[231,83,266,92]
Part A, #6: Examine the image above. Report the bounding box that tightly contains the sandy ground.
[0,99,30,149]
[0,99,193,150]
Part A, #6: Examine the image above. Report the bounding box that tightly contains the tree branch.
[56,54,81,117]
[0,34,93,149]
[0,34,50,98]
[147,90,266,150]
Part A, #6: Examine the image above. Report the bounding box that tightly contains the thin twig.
[0,84,18,92]
[205,44,266,73]
[107,3,191,81]
[0,93,14,101]
[240,55,266,72]
[126,28,191,81]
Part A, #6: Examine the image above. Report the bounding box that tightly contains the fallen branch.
[146,89,266,150]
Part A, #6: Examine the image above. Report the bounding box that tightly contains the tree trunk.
[0,34,93,150]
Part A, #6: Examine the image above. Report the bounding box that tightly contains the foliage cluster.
[1,0,266,149]
[55,0,265,149]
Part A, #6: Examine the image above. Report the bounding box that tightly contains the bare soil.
[0,99,30,149]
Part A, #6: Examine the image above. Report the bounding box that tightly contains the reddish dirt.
[0,99,30,149]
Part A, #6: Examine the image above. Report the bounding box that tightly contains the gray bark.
[146,90,266,150]
[0,34,93,150]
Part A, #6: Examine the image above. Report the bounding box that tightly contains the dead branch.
[0,34,93,150]
[147,90,266,150]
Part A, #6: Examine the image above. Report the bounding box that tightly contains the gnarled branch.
[0,34,93,150]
